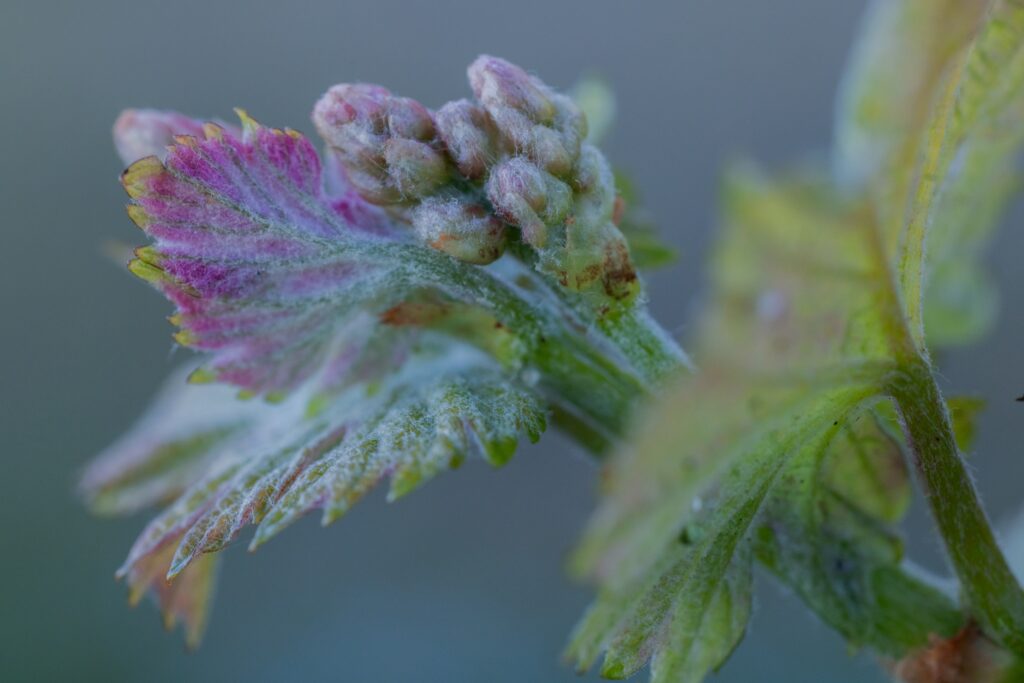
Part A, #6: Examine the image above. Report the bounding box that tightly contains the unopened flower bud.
[563,145,638,301]
[113,109,209,164]
[383,138,449,199]
[412,195,506,264]
[469,55,556,123]
[313,84,448,204]
[486,157,572,248]
[385,96,436,140]
[435,100,498,179]
[467,55,586,177]
[313,83,389,153]
[569,144,617,225]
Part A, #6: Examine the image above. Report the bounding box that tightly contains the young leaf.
[121,112,455,396]
[888,0,1024,347]
[822,400,910,525]
[101,345,544,616]
[572,3,1024,677]
[756,401,963,655]
[80,364,272,516]
[833,0,986,199]
[121,532,219,650]
[568,166,900,678]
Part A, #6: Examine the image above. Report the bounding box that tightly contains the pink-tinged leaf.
[120,112,438,397]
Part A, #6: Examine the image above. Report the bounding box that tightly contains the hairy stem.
[889,362,1024,655]
[437,254,689,443]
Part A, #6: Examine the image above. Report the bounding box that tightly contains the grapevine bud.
[486,157,572,248]
[435,99,498,179]
[412,195,506,264]
[382,138,449,199]
[570,144,617,226]
[565,145,638,300]
[469,55,557,123]
[313,84,448,204]
[468,55,586,177]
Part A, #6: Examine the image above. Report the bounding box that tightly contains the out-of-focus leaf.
[81,365,273,515]
[948,395,986,454]
[569,2,1024,677]
[757,404,961,655]
[613,173,677,271]
[832,0,1024,348]
[833,0,986,201]
[823,400,911,524]
[567,168,899,678]
[883,0,1024,347]
[571,75,616,145]
[121,531,219,649]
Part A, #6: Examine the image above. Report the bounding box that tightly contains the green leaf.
[822,400,911,524]
[756,403,962,655]
[889,0,1024,347]
[568,166,898,678]
[568,441,764,682]
[573,3,1024,676]
[833,0,985,201]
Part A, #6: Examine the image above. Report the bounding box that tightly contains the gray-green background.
[3,1,1022,680]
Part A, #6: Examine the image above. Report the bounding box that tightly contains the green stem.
[425,251,689,444]
[888,362,1024,655]
[535,312,686,442]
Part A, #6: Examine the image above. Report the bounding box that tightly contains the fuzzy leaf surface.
[86,344,544,634]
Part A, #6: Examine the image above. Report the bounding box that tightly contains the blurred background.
[3,1,1023,680]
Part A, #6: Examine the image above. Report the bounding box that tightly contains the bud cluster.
[313,55,638,302]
